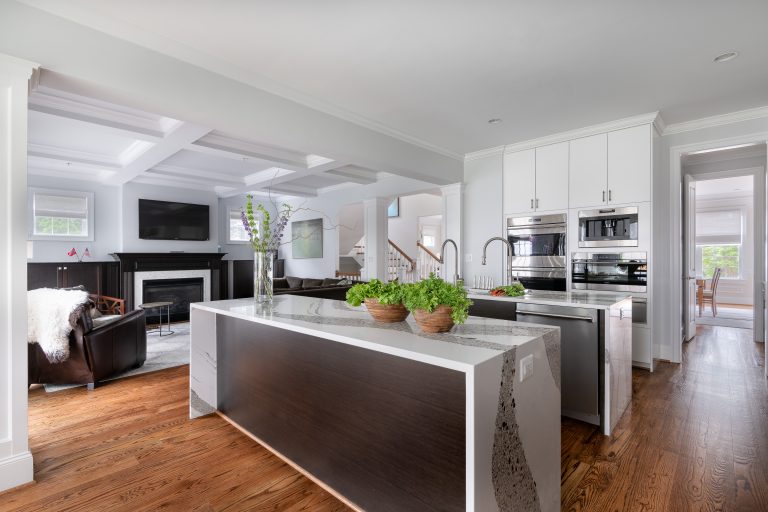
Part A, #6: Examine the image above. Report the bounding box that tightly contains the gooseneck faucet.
[481,237,515,286]
[440,238,460,284]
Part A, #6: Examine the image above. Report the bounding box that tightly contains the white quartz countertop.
[191,295,558,372]
[467,289,633,309]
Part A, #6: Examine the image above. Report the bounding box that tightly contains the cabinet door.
[27,263,61,290]
[64,263,102,294]
[534,141,569,211]
[568,133,607,208]
[503,149,536,214]
[608,124,651,204]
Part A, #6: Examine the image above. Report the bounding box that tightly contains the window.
[696,208,743,279]
[228,209,250,243]
[700,245,740,279]
[422,235,436,247]
[28,188,94,241]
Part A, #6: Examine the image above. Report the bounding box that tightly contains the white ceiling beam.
[132,175,216,192]
[324,165,378,185]
[112,123,212,185]
[150,163,245,186]
[27,143,122,169]
[264,182,318,197]
[190,132,309,171]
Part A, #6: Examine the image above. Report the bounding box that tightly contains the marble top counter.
[467,289,633,310]
[191,295,558,372]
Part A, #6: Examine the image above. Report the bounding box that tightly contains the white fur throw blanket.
[28,288,90,363]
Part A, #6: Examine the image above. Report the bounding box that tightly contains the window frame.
[696,243,742,280]
[28,187,95,242]
[227,208,251,245]
[694,205,747,280]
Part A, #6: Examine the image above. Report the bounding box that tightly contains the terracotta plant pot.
[364,299,409,323]
[413,305,455,333]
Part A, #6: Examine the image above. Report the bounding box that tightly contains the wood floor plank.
[1,323,765,511]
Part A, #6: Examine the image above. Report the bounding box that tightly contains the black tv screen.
[138,199,210,241]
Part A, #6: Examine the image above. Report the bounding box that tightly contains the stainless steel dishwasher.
[515,303,600,425]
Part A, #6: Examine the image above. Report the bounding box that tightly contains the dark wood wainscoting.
[216,316,466,512]
[27,261,121,297]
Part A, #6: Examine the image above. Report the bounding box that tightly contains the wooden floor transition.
[0,324,766,511]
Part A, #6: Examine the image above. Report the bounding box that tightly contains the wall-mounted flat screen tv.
[138,199,210,241]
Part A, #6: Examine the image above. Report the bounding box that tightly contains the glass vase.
[254,250,275,303]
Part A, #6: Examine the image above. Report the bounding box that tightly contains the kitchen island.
[468,290,633,435]
[189,295,560,512]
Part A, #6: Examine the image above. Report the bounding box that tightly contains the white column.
[363,197,389,281]
[441,183,464,283]
[0,54,37,493]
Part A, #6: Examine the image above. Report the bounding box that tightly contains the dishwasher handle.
[517,310,596,323]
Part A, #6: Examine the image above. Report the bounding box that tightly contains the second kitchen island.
[190,295,560,512]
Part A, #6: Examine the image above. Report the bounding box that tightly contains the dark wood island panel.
[216,315,466,512]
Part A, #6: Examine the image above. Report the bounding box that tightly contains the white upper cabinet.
[568,133,608,208]
[534,142,569,211]
[503,148,536,214]
[607,124,651,204]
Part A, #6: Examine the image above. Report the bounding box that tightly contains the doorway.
[681,144,767,342]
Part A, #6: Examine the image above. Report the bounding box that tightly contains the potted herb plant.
[346,279,409,323]
[403,274,472,333]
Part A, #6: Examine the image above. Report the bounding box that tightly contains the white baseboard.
[0,451,33,493]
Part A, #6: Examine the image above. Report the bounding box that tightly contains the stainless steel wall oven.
[507,213,567,291]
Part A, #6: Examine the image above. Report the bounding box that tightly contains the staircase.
[416,242,442,281]
[348,238,417,282]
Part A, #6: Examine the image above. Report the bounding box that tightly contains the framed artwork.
[291,218,323,259]
[387,198,400,218]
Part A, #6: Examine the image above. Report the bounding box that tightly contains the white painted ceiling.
[18,0,768,154]
[27,71,382,196]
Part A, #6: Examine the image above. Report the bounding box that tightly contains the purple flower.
[240,210,252,238]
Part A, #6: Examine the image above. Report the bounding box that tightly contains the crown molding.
[464,145,505,162]
[464,112,660,161]
[27,143,122,168]
[663,106,768,136]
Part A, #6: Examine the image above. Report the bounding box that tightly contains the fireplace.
[142,277,204,323]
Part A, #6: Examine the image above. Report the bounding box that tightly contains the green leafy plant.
[490,282,526,297]
[403,273,473,324]
[346,279,406,307]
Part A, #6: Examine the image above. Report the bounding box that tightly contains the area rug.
[44,322,190,392]
[696,307,753,330]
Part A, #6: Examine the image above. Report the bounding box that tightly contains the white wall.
[281,176,438,278]
[27,175,121,262]
[120,183,220,253]
[338,202,364,255]
[463,153,505,287]
[387,193,442,260]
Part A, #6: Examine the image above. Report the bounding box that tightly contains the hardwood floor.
[1,324,766,511]
[562,325,768,512]
[0,365,350,512]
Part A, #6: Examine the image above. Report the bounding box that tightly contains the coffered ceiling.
[16,0,768,154]
[27,70,382,197]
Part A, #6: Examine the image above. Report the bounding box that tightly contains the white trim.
[664,106,768,136]
[0,451,34,493]
[670,135,768,364]
[27,187,95,241]
[464,112,659,161]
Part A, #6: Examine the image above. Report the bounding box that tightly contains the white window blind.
[34,193,88,219]
[696,209,742,245]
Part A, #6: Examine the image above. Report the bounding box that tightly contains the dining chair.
[701,267,722,316]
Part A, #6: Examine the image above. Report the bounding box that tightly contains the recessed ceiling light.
[488,118,502,124]
[714,51,738,63]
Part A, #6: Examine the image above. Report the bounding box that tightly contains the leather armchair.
[28,308,147,390]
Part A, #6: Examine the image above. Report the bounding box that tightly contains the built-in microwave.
[578,206,638,248]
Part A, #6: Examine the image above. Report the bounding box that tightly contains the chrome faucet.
[481,237,515,286]
[440,238,460,284]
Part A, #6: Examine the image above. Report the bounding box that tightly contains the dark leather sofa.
[28,308,147,390]
[273,276,355,301]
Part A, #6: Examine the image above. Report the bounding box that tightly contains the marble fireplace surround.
[134,269,212,307]
[111,253,226,311]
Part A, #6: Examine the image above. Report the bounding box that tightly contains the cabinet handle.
[535,198,539,209]
[609,190,612,202]
[530,199,534,209]
[602,190,605,202]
